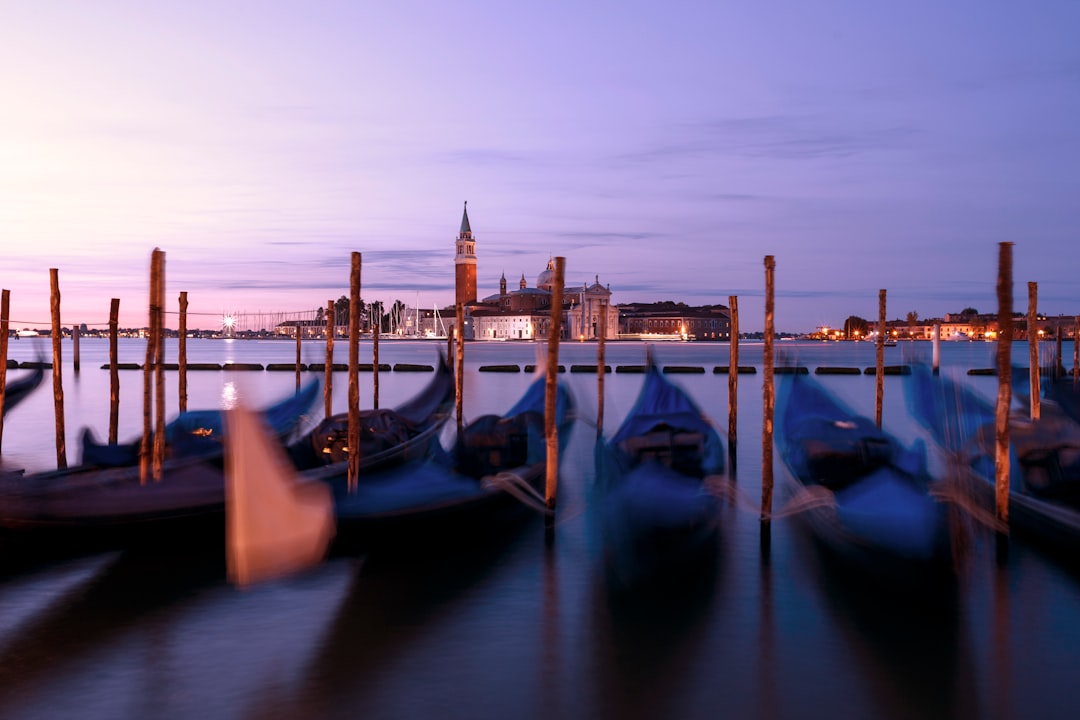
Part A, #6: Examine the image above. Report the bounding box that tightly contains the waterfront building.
[618,302,731,341]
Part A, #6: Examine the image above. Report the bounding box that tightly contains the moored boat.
[777,371,954,587]
[593,362,726,591]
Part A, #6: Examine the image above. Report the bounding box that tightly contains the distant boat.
[15,329,39,338]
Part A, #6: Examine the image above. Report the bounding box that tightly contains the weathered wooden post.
[72,324,80,373]
[728,295,739,474]
[1028,281,1039,421]
[995,242,1014,526]
[140,260,155,484]
[596,299,607,439]
[455,302,465,437]
[932,322,941,375]
[1056,320,1063,380]
[295,314,303,392]
[545,257,566,522]
[178,291,188,412]
[0,289,8,453]
[324,299,334,418]
[373,302,381,410]
[109,298,120,444]
[1074,315,1079,383]
[762,256,775,524]
[153,250,166,481]
[50,268,67,469]
[347,252,361,492]
[875,289,886,429]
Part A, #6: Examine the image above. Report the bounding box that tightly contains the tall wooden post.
[596,300,607,439]
[1028,281,1039,421]
[875,289,886,429]
[545,257,566,517]
[728,295,739,474]
[373,302,381,410]
[1056,320,1063,381]
[140,260,155,484]
[295,316,303,392]
[455,302,465,436]
[109,298,120,444]
[347,252,361,492]
[324,299,334,418]
[178,291,188,412]
[50,268,67,469]
[72,325,80,373]
[0,289,8,453]
[153,250,166,481]
[932,323,941,375]
[995,243,1014,525]
[762,256,776,523]
[1074,315,1079,383]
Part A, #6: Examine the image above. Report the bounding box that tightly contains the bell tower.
[454,201,477,307]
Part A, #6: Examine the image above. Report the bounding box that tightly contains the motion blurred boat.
[777,371,953,585]
[593,362,726,590]
[0,354,454,561]
[81,379,321,467]
[906,363,1080,554]
[1,364,44,417]
[322,369,574,553]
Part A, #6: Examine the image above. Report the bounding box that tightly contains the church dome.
[536,257,555,291]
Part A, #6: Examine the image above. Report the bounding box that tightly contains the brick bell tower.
[454,201,477,307]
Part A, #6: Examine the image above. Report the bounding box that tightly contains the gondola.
[1,364,44,416]
[323,370,575,553]
[906,363,1080,554]
[593,363,725,590]
[224,368,575,581]
[777,371,953,586]
[80,378,322,467]
[0,354,454,560]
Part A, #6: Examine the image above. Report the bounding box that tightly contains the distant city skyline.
[3,3,1078,333]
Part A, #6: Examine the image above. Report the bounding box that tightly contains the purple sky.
[2,2,1078,332]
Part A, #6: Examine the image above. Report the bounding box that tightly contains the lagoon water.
[1,338,1079,719]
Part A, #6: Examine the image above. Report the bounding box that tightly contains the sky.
[2,1,1078,333]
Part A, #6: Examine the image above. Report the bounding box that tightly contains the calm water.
[1,338,1078,719]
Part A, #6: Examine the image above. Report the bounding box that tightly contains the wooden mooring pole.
[153,250,166,481]
[347,252,361,492]
[762,256,775,524]
[455,303,465,437]
[324,299,334,417]
[545,257,566,521]
[875,289,886,429]
[728,295,739,475]
[109,298,120,444]
[178,291,188,412]
[1028,281,1039,421]
[995,242,1014,527]
[1074,315,1079,383]
[72,324,80,373]
[373,302,381,410]
[50,269,67,469]
[596,299,607,439]
[932,323,941,375]
[0,289,8,453]
[295,313,302,392]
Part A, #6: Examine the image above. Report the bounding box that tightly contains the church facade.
[453,205,618,341]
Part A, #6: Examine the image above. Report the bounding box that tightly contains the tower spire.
[460,201,471,234]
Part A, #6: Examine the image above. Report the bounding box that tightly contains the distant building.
[618,302,731,341]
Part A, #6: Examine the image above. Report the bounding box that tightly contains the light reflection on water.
[0,339,1078,718]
